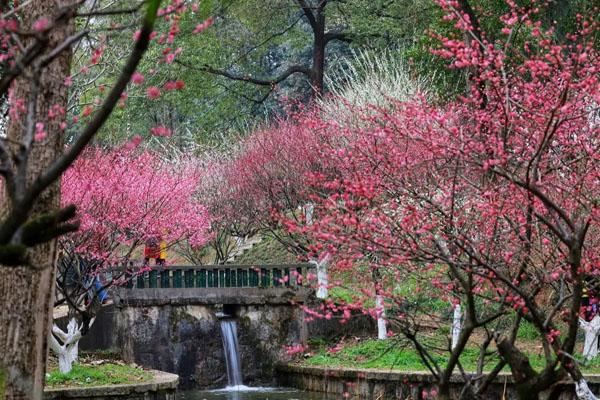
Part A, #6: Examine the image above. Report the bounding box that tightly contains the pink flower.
[124,135,143,150]
[32,18,49,32]
[64,76,73,87]
[131,72,144,85]
[82,106,93,117]
[192,17,214,34]
[48,104,65,119]
[164,80,185,91]
[34,122,46,141]
[150,125,172,137]
[165,53,176,64]
[146,86,161,100]
[90,47,103,64]
[283,344,306,356]
[164,81,178,91]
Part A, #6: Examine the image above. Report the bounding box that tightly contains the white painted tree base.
[580,316,600,360]
[376,295,387,340]
[312,253,331,300]
[49,317,94,374]
[451,303,462,350]
[576,379,599,400]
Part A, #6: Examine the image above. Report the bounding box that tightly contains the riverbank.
[276,364,600,399]
[302,337,600,373]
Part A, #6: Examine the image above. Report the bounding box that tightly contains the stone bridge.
[113,263,311,307]
[82,263,374,388]
[82,264,317,388]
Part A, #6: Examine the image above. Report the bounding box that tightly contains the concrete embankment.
[276,364,600,399]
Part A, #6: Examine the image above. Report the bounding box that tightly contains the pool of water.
[177,386,332,400]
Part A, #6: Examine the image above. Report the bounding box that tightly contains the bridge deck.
[111,264,313,305]
[113,286,310,306]
[117,263,311,290]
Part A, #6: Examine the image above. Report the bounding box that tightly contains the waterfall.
[220,319,243,388]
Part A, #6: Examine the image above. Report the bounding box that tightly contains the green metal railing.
[125,264,309,289]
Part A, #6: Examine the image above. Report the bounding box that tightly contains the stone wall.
[77,286,386,390]
[306,313,375,341]
[80,288,309,389]
[115,304,306,388]
[276,364,600,400]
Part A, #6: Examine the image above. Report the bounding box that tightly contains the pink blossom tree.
[284,1,598,398]
[52,144,210,373]
[208,113,334,262]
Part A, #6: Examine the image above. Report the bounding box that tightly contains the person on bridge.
[144,235,167,266]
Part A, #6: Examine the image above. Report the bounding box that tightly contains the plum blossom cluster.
[61,145,211,266]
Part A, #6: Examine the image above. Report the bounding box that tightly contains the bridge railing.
[118,264,311,290]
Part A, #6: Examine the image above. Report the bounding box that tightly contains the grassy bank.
[46,363,152,388]
[302,338,600,374]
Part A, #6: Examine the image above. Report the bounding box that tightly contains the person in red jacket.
[144,235,166,266]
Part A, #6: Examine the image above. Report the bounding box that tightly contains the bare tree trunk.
[0,1,73,398]
[311,10,326,98]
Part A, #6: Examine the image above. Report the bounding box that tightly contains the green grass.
[517,321,541,341]
[46,363,152,388]
[329,287,357,304]
[303,338,600,374]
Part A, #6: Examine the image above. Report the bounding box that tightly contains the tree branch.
[324,30,351,44]
[296,0,318,30]
[176,60,311,86]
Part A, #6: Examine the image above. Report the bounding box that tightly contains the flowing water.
[220,319,243,387]
[177,388,332,400]
[195,319,331,399]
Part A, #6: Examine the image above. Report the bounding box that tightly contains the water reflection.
[177,387,332,400]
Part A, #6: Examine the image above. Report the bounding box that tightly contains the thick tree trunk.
[311,10,325,98]
[0,2,73,398]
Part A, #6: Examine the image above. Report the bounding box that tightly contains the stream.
[177,388,332,400]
